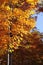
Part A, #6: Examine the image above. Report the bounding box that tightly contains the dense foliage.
[0,0,43,65]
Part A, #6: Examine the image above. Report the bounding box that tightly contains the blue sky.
[36,12,43,32]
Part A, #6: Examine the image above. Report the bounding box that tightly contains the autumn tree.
[0,0,43,65]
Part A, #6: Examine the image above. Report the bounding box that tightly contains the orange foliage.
[0,0,40,56]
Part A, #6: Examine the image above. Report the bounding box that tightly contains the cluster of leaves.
[0,0,39,55]
[0,30,43,65]
[0,0,43,65]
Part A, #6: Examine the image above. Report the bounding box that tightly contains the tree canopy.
[0,0,43,65]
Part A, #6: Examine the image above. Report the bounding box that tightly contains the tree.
[0,0,43,65]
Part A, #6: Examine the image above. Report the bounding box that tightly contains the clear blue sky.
[36,12,43,32]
